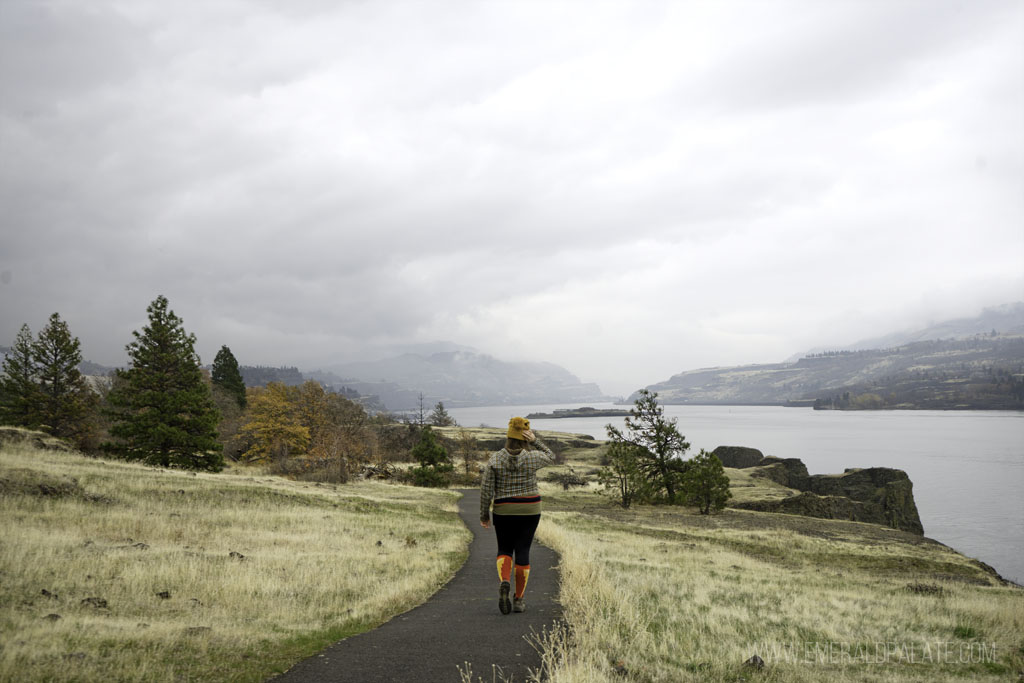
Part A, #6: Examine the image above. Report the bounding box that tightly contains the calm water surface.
[450,403,1024,584]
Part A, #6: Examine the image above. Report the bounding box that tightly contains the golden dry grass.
[532,478,1024,683]
[723,467,799,504]
[6,429,1021,683]
[0,435,469,682]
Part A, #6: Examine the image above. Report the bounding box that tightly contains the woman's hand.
[522,429,536,442]
[480,519,490,528]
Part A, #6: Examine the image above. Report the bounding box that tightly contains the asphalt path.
[270,489,561,682]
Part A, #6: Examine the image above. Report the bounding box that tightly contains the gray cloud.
[1,0,1022,396]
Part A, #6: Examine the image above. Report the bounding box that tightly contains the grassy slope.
[0,434,469,682]
[533,447,1024,683]
[4,427,1022,682]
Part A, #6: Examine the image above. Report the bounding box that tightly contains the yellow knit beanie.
[507,417,530,440]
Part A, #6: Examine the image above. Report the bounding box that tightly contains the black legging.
[492,513,540,565]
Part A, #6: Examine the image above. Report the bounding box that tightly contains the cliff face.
[710,446,764,468]
[756,456,811,491]
[721,449,924,535]
[807,468,924,535]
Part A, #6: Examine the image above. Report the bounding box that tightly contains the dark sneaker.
[513,597,526,613]
[498,581,512,614]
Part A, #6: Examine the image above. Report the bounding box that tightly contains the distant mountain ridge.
[793,303,1024,359]
[642,336,1024,408]
[3,338,605,412]
[314,350,608,410]
[851,302,1024,349]
[641,304,1024,409]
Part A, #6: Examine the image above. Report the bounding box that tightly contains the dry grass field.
[3,427,1022,683]
[0,432,469,682]
[532,474,1024,683]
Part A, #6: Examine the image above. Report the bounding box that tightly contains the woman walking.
[480,417,556,614]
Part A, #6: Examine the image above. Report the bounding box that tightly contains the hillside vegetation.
[643,336,1024,409]
[0,432,468,682]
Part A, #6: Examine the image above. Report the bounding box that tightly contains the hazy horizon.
[2,1,1022,397]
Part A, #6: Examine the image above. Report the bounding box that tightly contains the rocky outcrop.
[733,492,879,527]
[710,446,764,469]
[752,457,810,491]
[806,468,923,535]
[721,445,924,535]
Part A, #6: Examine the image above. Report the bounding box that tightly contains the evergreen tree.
[429,401,456,426]
[211,345,246,408]
[0,324,41,428]
[33,313,95,441]
[679,449,732,514]
[105,296,223,471]
[606,389,690,502]
[410,426,453,487]
[598,440,653,509]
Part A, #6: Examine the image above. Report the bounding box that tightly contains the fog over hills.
[843,302,1024,350]
[7,303,1020,412]
[791,302,1024,359]
[312,350,609,411]
[642,303,1024,408]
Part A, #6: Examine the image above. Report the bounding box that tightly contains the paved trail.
[271,489,561,683]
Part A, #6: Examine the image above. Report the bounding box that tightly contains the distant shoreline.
[526,407,632,419]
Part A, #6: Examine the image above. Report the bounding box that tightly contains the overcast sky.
[1,0,1022,396]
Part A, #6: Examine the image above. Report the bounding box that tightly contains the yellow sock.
[514,564,530,598]
[496,555,512,582]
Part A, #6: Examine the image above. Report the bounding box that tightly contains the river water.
[449,403,1024,584]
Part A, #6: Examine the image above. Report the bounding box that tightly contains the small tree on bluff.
[598,440,653,508]
[105,296,223,471]
[605,389,690,503]
[679,449,732,514]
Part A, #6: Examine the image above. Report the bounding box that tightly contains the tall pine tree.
[211,345,246,408]
[33,313,95,441]
[0,324,41,428]
[105,296,223,471]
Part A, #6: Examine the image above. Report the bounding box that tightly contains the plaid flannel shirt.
[479,441,556,521]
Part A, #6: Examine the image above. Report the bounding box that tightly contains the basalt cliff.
[714,445,924,534]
